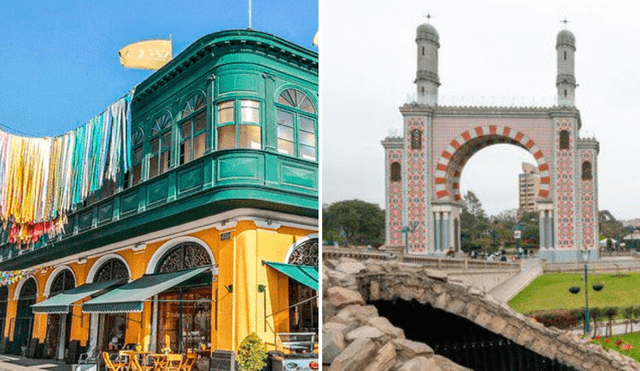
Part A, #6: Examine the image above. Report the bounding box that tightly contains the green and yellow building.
[0,29,318,364]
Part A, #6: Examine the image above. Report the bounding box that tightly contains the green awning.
[264,261,318,291]
[31,279,126,314]
[82,266,211,314]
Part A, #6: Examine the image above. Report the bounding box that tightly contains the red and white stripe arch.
[434,125,551,201]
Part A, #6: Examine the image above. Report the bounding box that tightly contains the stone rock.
[345,326,386,342]
[425,269,448,282]
[328,337,378,371]
[368,316,405,339]
[335,261,367,275]
[338,257,359,264]
[393,338,434,361]
[327,287,364,309]
[397,356,441,371]
[364,342,397,371]
[323,324,347,364]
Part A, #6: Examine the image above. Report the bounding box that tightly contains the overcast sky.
[321,0,640,220]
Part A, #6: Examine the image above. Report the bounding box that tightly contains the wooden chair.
[180,351,197,371]
[103,352,125,371]
[164,354,183,371]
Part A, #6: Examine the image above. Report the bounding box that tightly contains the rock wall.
[323,258,640,371]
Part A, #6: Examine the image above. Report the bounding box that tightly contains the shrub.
[531,309,581,329]
[237,333,268,371]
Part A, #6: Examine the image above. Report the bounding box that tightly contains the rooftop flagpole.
[249,0,252,29]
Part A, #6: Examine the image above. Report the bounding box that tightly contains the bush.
[237,333,268,371]
[531,309,581,330]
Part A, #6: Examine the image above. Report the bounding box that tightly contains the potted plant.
[592,282,604,291]
[569,286,581,294]
[237,332,268,371]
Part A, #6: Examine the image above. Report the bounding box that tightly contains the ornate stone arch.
[13,275,38,301]
[434,125,551,201]
[44,266,77,298]
[146,236,215,274]
[86,254,132,284]
[284,234,318,267]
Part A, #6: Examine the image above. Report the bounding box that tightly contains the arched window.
[156,243,212,273]
[50,269,75,296]
[217,100,261,150]
[582,161,592,180]
[0,286,7,341]
[149,113,172,179]
[287,237,318,267]
[276,89,317,161]
[94,259,129,283]
[391,162,401,182]
[14,278,37,354]
[127,128,145,188]
[411,129,422,150]
[179,94,207,164]
[559,130,570,150]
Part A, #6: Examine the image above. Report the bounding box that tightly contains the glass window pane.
[300,145,316,161]
[194,133,206,159]
[217,125,236,150]
[180,141,191,165]
[299,117,315,133]
[149,155,159,178]
[241,100,260,123]
[133,147,143,164]
[194,111,206,133]
[217,101,234,124]
[181,121,192,139]
[277,139,294,155]
[161,151,170,173]
[299,131,315,147]
[150,138,159,154]
[277,110,293,126]
[239,125,261,149]
[133,165,141,185]
[278,125,294,142]
[162,132,171,152]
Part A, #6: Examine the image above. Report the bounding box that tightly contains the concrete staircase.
[489,258,543,303]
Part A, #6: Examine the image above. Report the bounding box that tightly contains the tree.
[322,200,385,246]
[237,333,268,371]
[600,210,625,244]
[460,191,490,252]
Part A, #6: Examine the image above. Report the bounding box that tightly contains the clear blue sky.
[0,0,318,137]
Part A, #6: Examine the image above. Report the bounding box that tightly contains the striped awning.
[31,279,125,314]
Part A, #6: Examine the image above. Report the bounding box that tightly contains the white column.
[546,211,553,249]
[57,315,67,360]
[434,212,441,252]
[88,314,98,355]
[539,210,546,249]
[443,212,450,252]
[549,213,555,248]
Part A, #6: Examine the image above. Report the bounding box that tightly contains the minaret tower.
[416,20,440,104]
[556,27,577,106]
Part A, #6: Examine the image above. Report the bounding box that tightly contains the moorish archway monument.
[382,23,599,262]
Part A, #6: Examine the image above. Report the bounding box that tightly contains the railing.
[323,248,520,271]
[543,259,640,273]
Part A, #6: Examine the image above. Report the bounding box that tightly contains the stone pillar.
[443,212,450,252]
[546,211,553,249]
[539,210,546,249]
[434,212,441,252]
[549,213,555,248]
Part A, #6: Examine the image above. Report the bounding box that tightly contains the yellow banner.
[118,40,172,70]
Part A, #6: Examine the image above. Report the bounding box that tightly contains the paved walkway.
[489,258,543,303]
[0,355,71,371]
[572,320,640,338]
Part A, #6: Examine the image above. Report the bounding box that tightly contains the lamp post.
[401,222,417,255]
[582,249,591,334]
[513,223,524,258]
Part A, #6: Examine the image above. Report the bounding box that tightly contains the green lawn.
[509,272,640,314]
[591,333,640,363]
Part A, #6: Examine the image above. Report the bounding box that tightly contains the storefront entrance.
[91,258,130,352]
[44,269,75,359]
[12,278,37,355]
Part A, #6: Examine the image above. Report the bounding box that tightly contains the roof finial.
[561,17,569,29]
[425,13,434,23]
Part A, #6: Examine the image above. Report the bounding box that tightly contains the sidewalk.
[489,258,543,303]
[0,355,70,371]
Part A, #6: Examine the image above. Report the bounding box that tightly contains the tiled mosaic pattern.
[387,149,404,246]
[406,117,427,252]
[555,119,575,249]
[580,149,596,248]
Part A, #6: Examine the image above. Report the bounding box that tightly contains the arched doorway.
[44,269,75,359]
[13,277,37,355]
[93,258,130,352]
[154,242,212,353]
[286,236,318,333]
[0,286,7,345]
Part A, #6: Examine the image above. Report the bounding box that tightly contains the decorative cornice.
[556,74,576,86]
[415,34,440,47]
[415,70,440,85]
